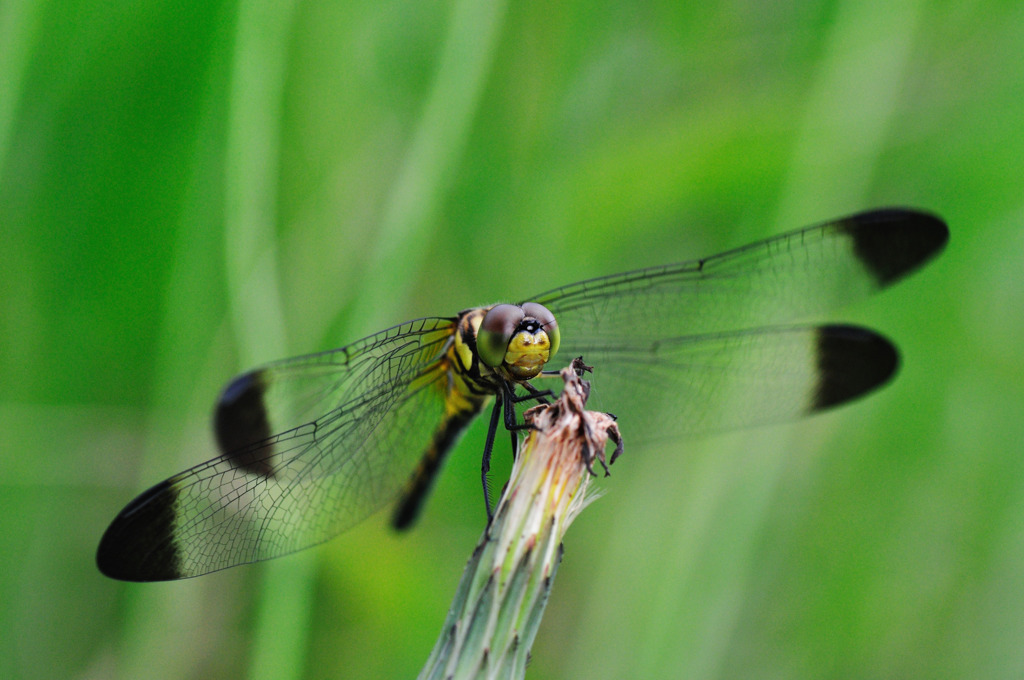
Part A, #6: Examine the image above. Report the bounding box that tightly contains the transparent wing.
[97,317,459,581]
[559,324,898,442]
[532,209,947,439]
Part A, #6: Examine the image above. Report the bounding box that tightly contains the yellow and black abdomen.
[391,308,497,529]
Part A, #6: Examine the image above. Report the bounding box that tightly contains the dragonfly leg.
[480,394,504,521]
[516,381,553,405]
[508,427,518,461]
[502,384,538,432]
[540,356,592,377]
[479,383,546,522]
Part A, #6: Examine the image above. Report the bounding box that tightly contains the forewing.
[97,317,458,581]
[532,209,946,438]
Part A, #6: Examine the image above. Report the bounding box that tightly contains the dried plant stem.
[419,361,622,680]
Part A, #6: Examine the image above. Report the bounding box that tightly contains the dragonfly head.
[477,302,560,380]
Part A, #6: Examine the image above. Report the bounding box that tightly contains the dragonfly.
[97,208,947,581]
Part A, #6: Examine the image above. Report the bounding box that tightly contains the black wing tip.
[215,370,276,477]
[841,208,949,286]
[96,479,185,582]
[813,325,900,411]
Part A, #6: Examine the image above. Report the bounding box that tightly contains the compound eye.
[521,302,559,359]
[478,304,525,367]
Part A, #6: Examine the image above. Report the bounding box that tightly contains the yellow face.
[476,302,560,381]
[502,327,553,380]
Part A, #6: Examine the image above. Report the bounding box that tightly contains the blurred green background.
[2,0,1022,678]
